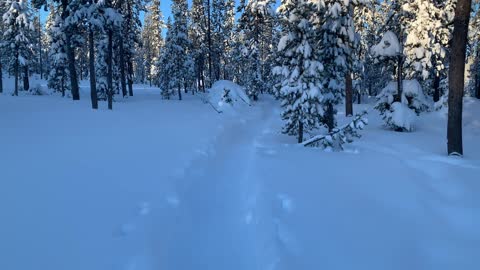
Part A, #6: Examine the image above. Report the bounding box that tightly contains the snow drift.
[207,80,251,113]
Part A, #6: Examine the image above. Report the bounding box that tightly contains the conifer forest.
[0,0,479,270]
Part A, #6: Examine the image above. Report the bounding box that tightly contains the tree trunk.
[119,41,127,97]
[0,62,3,94]
[396,55,403,102]
[357,91,361,104]
[62,0,80,100]
[127,60,134,96]
[447,0,472,156]
[326,102,335,132]
[433,73,440,102]
[23,66,29,91]
[207,0,212,87]
[38,15,43,80]
[298,121,303,143]
[14,50,19,96]
[345,72,353,116]
[107,29,114,110]
[178,85,182,100]
[89,29,98,109]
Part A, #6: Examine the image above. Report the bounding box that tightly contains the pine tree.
[47,10,69,96]
[142,0,165,86]
[237,0,276,101]
[448,0,472,156]
[274,0,325,143]
[169,0,192,100]
[190,0,208,92]
[2,0,34,96]
[159,17,175,99]
[315,0,357,130]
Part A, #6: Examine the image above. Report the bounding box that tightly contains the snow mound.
[388,102,417,131]
[207,80,251,112]
[371,31,400,57]
[378,80,429,113]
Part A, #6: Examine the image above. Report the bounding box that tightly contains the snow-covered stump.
[302,111,368,151]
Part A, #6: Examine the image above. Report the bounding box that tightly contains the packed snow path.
[155,99,279,270]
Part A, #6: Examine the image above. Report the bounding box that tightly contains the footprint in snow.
[277,194,294,213]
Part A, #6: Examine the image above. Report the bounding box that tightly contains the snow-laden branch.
[302,111,368,150]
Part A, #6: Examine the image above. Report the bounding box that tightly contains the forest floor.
[0,78,479,270]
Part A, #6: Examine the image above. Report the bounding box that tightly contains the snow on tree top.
[371,31,401,57]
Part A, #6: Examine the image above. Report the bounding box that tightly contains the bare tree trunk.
[119,41,127,97]
[107,29,114,110]
[357,91,361,104]
[0,62,3,94]
[62,0,80,100]
[23,66,29,91]
[325,102,335,132]
[178,85,182,100]
[345,72,353,116]
[298,121,303,143]
[14,50,19,96]
[38,15,43,80]
[207,0,212,87]
[433,73,440,102]
[127,60,134,96]
[89,28,98,109]
[396,55,403,102]
[447,0,472,156]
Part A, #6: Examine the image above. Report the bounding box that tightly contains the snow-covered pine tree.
[315,0,357,130]
[142,0,165,86]
[159,17,175,99]
[189,0,208,92]
[237,0,276,101]
[0,1,6,94]
[169,0,191,100]
[123,0,143,96]
[2,0,34,96]
[403,0,454,102]
[274,0,325,143]
[47,9,70,96]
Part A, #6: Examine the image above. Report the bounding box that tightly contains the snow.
[207,80,251,113]
[371,31,401,57]
[1,77,480,270]
[388,101,417,131]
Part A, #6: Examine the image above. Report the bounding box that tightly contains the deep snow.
[0,78,479,270]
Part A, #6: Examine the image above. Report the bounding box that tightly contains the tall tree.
[2,0,34,96]
[274,0,324,143]
[447,0,472,156]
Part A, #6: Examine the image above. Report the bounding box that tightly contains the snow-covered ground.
[0,78,479,270]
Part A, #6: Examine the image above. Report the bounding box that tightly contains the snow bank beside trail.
[207,80,251,113]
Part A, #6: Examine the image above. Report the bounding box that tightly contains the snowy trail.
[147,99,279,270]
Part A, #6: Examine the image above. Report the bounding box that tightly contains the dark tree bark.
[107,29,114,110]
[178,86,182,100]
[14,49,19,96]
[23,66,29,91]
[127,60,134,96]
[298,121,303,143]
[38,15,43,80]
[357,91,361,104]
[207,0,212,87]
[89,28,98,109]
[345,72,353,116]
[447,0,472,156]
[119,40,127,97]
[396,55,403,102]
[62,0,80,100]
[433,73,440,102]
[0,63,3,94]
[325,102,335,132]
